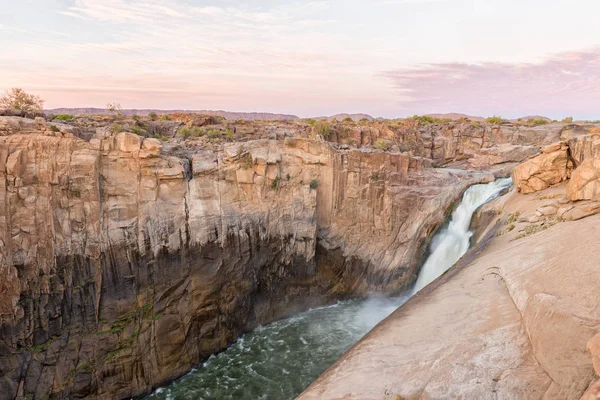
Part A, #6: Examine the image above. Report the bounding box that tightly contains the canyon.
[0,113,598,399]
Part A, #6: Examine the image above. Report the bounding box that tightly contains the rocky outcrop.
[567,157,600,201]
[512,142,572,193]
[0,118,492,399]
[300,186,600,400]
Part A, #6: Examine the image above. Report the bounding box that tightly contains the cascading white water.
[412,177,513,294]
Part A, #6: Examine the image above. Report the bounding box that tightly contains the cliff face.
[0,117,496,399]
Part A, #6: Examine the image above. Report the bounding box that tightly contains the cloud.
[381,48,600,117]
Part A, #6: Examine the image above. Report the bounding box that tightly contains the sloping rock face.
[300,188,600,400]
[512,142,571,193]
[0,118,491,399]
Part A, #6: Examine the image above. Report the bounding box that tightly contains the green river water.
[145,296,407,400]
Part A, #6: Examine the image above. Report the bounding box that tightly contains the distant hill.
[313,113,374,121]
[424,113,485,122]
[511,115,553,122]
[45,108,300,121]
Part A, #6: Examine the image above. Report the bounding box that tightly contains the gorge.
[145,177,512,400]
[0,112,599,399]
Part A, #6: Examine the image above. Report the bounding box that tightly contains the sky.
[1,0,600,119]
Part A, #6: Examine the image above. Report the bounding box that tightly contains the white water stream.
[412,177,513,293]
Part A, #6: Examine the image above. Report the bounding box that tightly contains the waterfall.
[412,177,513,294]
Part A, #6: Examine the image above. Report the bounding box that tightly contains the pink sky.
[2,0,600,119]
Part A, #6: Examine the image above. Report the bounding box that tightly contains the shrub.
[410,115,451,125]
[191,126,204,137]
[159,114,171,121]
[225,129,234,139]
[528,118,548,126]
[359,117,369,122]
[314,121,331,138]
[0,88,44,113]
[306,118,317,125]
[55,114,74,121]
[132,114,140,122]
[178,126,191,137]
[131,126,145,136]
[49,124,60,132]
[148,112,158,121]
[110,123,123,134]
[207,129,220,138]
[343,117,354,123]
[471,121,481,128]
[309,179,318,189]
[561,116,573,123]
[485,115,503,124]
[374,139,390,150]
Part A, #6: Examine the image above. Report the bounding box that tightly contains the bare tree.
[0,88,44,113]
[106,102,123,119]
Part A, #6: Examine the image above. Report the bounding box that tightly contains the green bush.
[314,121,331,138]
[55,114,74,121]
[310,179,318,189]
[191,126,204,137]
[374,139,390,150]
[561,116,573,123]
[359,117,369,122]
[306,118,317,125]
[132,114,140,122]
[343,117,354,123]
[528,118,548,126]
[178,126,191,137]
[485,115,503,124]
[49,124,60,132]
[109,123,122,134]
[410,115,451,125]
[131,126,145,136]
[148,112,158,121]
[159,114,172,121]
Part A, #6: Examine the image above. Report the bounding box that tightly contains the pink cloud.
[382,48,600,119]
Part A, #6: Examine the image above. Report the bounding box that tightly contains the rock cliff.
[0,116,503,399]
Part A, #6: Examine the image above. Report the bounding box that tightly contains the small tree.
[148,112,158,121]
[106,102,123,118]
[0,88,44,113]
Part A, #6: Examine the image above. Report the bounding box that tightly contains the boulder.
[567,158,600,201]
[512,142,571,194]
[141,138,163,158]
[114,131,142,152]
